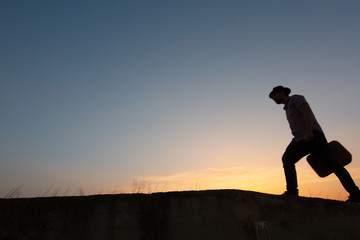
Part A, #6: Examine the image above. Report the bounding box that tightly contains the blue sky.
[1,1,360,199]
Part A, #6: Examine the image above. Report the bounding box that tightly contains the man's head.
[269,86,291,104]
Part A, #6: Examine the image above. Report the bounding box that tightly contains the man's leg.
[282,140,310,194]
[311,132,360,197]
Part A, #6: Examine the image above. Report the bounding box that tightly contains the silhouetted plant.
[4,184,25,198]
[132,179,146,193]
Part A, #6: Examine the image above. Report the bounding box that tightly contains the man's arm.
[299,102,314,142]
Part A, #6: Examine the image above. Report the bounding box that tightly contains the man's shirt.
[284,95,323,141]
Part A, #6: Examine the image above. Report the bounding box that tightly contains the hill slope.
[1,190,360,240]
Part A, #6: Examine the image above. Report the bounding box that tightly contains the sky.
[1,0,360,200]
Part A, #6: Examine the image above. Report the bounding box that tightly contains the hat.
[269,86,291,98]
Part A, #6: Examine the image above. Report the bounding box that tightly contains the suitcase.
[306,141,352,178]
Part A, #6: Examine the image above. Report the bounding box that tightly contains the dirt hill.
[1,189,360,240]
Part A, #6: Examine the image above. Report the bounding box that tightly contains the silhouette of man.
[269,86,360,202]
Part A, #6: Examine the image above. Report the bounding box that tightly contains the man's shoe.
[282,190,299,196]
[346,192,360,202]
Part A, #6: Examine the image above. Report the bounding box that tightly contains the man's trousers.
[282,130,359,194]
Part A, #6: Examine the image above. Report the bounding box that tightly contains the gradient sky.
[1,0,360,200]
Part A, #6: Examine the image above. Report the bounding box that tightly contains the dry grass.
[4,184,25,198]
[3,179,172,198]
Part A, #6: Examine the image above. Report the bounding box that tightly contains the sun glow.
[126,166,360,201]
